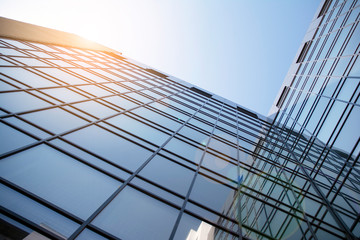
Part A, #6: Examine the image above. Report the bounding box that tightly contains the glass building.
[0,0,359,239]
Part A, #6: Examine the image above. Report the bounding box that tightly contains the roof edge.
[0,16,120,54]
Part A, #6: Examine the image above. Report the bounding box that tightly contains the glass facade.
[0,1,359,239]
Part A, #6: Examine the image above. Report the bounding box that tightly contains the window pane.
[139,155,195,195]
[42,87,87,103]
[0,67,57,88]
[0,184,79,238]
[201,152,238,182]
[22,108,88,134]
[131,107,182,131]
[75,229,107,240]
[106,114,170,146]
[174,213,238,240]
[72,100,117,119]
[64,125,153,171]
[0,144,120,219]
[189,174,236,214]
[0,91,50,113]
[0,122,36,154]
[164,138,204,164]
[92,186,178,240]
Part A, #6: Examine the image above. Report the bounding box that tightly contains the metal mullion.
[0,87,186,160]
[68,93,210,240]
[272,128,356,239]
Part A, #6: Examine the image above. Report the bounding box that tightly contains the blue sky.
[0,0,321,115]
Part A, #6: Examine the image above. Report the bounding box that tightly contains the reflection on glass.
[92,186,178,240]
[0,184,79,238]
[22,108,88,134]
[0,91,50,113]
[0,144,120,219]
[106,114,170,146]
[139,155,195,195]
[189,174,236,214]
[64,125,153,171]
[0,122,35,154]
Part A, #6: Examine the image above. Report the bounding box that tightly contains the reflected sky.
[0,0,321,115]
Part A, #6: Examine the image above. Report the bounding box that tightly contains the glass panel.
[139,155,195,195]
[105,95,139,110]
[317,100,347,144]
[201,152,238,182]
[337,78,359,102]
[131,107,182,131]
[106,114,170,146]
[349,56,360,77]
[49,138,131,181]
[75,229,108,240]
[343,22,360,56]
[12,57,49,67]
[64,125,153,171]
[4,117,51,139]
[0,91,50,113]
[164,138,204,164]
[38,68,87,85]
[0,144,120,219]
[130,177,184,206]
[174,213,238,240]
[178,126,209,144]
[42,87,87,103]
[333,103,360,157]
[0,122,36,154]
[0,67,57,88]
[3,39,33,49]
[72,100,117,119]
[208,138,237,159]
[0,48,27,56]
[70,69,108,83]
[189,174,236,214]
[0,184,79,238]
[22,107,88,134]
[77,85,112,97]
[92,186,178,240]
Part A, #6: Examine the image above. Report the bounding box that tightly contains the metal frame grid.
[1,1,359,238]
[0,37,279,240]
[273,0,360,239]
